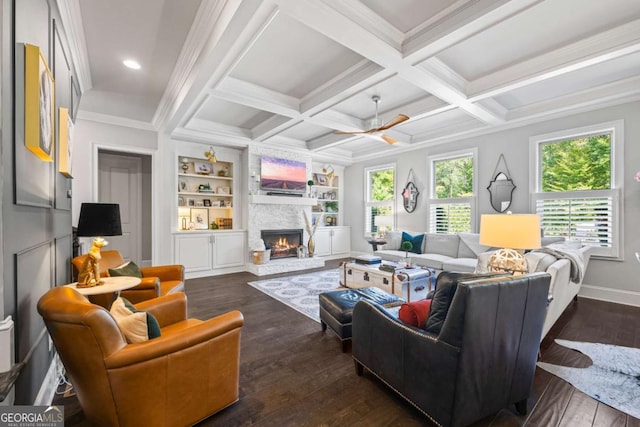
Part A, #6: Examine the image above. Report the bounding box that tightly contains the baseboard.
[34,354,62,405]
[579,284,640,308]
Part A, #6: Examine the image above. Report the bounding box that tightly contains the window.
[530,121,623,258]
[428,150,477,233]
[365,164,395,234]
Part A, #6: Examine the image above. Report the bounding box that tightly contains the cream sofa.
[374,231,591,339]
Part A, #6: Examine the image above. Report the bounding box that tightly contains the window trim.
[529,120,624,259]
[364,163,396,234]
[427,148,478,233]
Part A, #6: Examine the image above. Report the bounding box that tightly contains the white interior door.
[99,152,142,263]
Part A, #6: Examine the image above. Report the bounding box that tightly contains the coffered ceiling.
[65,0,640,163]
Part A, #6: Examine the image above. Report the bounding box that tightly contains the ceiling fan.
[334,95,409,144]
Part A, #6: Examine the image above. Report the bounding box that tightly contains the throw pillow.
[474,251,496,273]
[108,261,143,278]
[400,232,425,254]
[424,272,503,335]
[398,299,432,328]
[110,297,161,343]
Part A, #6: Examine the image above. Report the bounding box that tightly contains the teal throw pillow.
[108,261,143,278]
[122,298,161,339]
[400,232,424,254]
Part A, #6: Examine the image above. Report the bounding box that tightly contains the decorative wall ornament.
[24,44,55,162]
[402,169,420,213]
[487,154,516,213]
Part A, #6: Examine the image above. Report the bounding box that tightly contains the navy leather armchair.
[352,272,551,427]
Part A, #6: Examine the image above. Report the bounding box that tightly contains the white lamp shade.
[479,214,541,250]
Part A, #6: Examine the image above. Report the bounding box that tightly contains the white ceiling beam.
[307,133,361,152]
[165,0,277,132]
[171,127,251,148]
[402,0,543,62]
[251,115,299,141]
[310,110,365,132]
[468,19,640,100]
[215,76,300,116]
[188,118,252,139]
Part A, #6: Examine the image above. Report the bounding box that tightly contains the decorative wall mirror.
[402,169,420,213]
[487,154,516,213]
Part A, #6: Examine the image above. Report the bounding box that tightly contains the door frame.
[90,142,157,264]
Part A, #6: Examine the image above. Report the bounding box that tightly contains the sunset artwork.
[260,156,307,193]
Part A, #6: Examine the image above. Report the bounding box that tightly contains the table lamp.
[479,213,540,275]
[76,203,122,287]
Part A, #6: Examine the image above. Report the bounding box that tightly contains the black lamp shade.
[76,203,122,237]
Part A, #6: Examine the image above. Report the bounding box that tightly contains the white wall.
[344,101,640,304]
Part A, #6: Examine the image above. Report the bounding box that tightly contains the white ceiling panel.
[279,122,332,141]
[494,52,640,110]
[332,76,429,120]
[195,98,274,129]
[230,12,364,98]
[437,0,640,80]
[393,108,481,135]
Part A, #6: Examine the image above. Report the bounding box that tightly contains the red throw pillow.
[398,299,432,328]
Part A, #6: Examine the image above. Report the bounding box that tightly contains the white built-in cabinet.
[173,231,246,278]
[314,226,351,258]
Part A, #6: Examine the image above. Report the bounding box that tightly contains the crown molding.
[77,111,157,132]
[55,0,92,92]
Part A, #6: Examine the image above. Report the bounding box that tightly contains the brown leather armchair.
[352,272,551,427]
[38,287,243,427]
[71,250,184,305]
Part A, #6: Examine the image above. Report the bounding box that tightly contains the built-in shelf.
[179,191,233,197]
[249,195,318,206]
[178,173,232,181]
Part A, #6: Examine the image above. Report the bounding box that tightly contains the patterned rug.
[247,269,341,322]
[538,339,640,419]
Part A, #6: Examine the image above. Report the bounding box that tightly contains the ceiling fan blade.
[381,134,398,145]
[376,114,409,131]
[334,130,367,135]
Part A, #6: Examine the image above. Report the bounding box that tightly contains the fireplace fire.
[261,229,303,259]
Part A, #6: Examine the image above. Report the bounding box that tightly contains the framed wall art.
[24,44,55,162]
[190,208,209,230]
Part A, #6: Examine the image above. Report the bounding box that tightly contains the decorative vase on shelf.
[308,237,315,257]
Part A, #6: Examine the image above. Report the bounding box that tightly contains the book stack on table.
[354,255,382,265]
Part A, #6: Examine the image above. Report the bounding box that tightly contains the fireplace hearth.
[261,229,304,259]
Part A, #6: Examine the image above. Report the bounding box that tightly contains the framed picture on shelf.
[178,196,185,206]
[203,199,211,207]
[196,201,204,207]
[211,200,221,207]
[190,208,209,229]
[179,179,187,192]
[314,173,327,185]
[218,187,230,194]
[187,198,195,207]
[193,161,212,175]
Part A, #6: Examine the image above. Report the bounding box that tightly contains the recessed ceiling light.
[123,59,141,70]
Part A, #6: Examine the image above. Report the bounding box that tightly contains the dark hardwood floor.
[54,259,640,426]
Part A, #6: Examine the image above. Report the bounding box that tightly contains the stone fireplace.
[261,229,303,259]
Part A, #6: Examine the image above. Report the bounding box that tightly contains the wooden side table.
[365,238,387,252]
[66,276,141,307]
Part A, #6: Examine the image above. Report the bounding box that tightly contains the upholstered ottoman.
[319,287,404,352]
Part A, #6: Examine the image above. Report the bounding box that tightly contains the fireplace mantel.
[249,195,317,206]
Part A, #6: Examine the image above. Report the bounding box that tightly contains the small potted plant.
[307,179,315,197]
[401,241,413,268]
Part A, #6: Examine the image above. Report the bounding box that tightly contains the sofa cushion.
[542,236,565,246]
[474,251,497,273]
[442,258,477,273]
[401,232,425,254]
[110,297,161,343]
[457,233,491,258]
[374,250,406,262]
[108,261,143,278]
[410,253,453,270]
[383,231,402,250]
[525,252,557,273]
[398,299,432,328]
[424,233,460,258]
[424,272,500,335]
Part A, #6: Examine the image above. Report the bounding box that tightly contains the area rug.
[537,339,640,419]
[247,269,341,322]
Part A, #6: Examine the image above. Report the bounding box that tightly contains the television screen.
[260,156,307,193]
